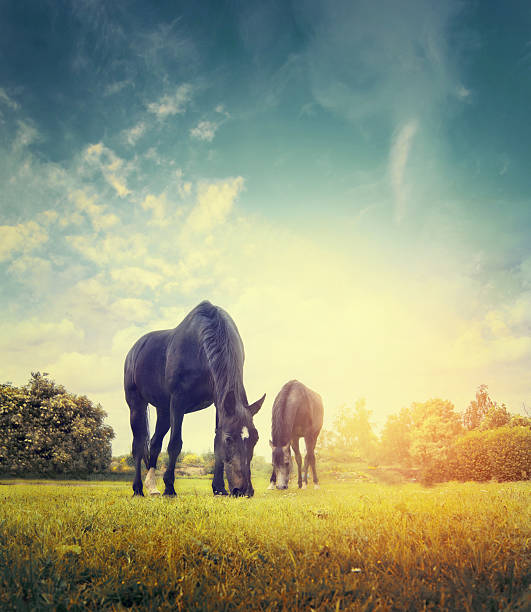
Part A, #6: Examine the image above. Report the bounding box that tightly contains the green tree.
[318,399,378,463]
[408,399,463,469]
[0,373,114,475]
[378,407,413,465]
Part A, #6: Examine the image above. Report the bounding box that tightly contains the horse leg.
[212,426,228,495]
[127,390,149,497]
[292,437,303,489]
[144,406,170,496]
[268,468,276,490]
[163,396,184,497]
[305,433,319,488]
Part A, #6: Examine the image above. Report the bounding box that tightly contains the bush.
[0,373,114,475]
[447,426,530,482]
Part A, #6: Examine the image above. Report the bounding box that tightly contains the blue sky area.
[0,1,530,456]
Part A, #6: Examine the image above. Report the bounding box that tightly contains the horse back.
[273,380,323,441]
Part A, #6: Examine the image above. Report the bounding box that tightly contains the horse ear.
[248,393,266,416]
[269,439,274,449]
[223,391,236,416]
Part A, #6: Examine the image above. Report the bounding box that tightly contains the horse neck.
[272,403,297,447]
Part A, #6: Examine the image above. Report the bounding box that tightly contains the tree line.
[0,373,529,482]
[317,385,531,483]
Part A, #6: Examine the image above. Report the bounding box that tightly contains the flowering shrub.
[446,426,530,482]
[0,373,114,475]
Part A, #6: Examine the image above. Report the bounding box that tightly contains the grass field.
[0,477,529,611]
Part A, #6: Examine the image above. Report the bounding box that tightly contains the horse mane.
[196,301,247,410]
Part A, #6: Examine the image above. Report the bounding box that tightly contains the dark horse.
[124,301,265,497]
[269,380,323,489]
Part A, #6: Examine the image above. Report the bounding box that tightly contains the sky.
[1,0,530,459]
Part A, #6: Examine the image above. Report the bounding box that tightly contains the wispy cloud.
[389,119,419,223]
[69,190,120,232]
[190,120,219,142]
[12,120,39,150]
[147,83,193,118]
[83,143,131,197]
[0,88,19,110]
[0,220,48,262]
[122,121,146,146]
[185,177,244,234]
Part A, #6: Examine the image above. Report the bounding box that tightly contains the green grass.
[0,477,529,611]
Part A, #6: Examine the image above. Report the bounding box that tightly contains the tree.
[408,399,463,469]
[463,384,512,431]
[378,399,462,477]
[318,399,378,464]
[0,373,115,475]
[378,407,413,465]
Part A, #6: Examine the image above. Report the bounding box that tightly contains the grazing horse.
[269,380,323,490]
[124,301,265,497]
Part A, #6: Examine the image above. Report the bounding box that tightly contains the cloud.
[66,232,148,267]
[147,83,193,118]
[109,298,152,322]
[83,143,131,197]
[109,266,164,293]
[389,119,419,223]
[104,80,133,96]
[122,121,146,146]
[190,120,219,142]
[0,318,85,384]
[69,190,120,232]
[0,220,48,262]
[44,351,120,394]
[12,120,39,150]
[141,192,170,226]
[0,88,19,110]
[185,177,244,234]
[299,1,464,123]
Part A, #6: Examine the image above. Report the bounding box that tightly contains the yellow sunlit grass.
[0,477,529,610]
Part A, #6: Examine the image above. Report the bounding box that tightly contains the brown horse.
[269,380,323,489]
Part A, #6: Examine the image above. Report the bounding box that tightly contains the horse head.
[216,391,265,497]
[269,440,292,489]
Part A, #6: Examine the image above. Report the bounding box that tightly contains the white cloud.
[122,121,146,146]
[12,120,39,150]
[389,119,418,223]
[141,192,169,226]
[109,298,152,322]
[190,120,219,142]
[69,189,120,232]
[44,351,120,394]
[67,232,148,267]
[110,266,164,293]
[185,177,244,234]
[457,84,471,99]
[83,143,131,197]
[0,88,19,110]
[104,80,133,96]
[0,220,48,262]
[147,83,193,118]
[0,318,84,384]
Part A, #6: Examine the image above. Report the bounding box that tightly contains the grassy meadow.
[0,476,529,611]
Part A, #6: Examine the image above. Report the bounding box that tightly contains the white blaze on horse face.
[144,467,160,496]
[241,426,249,440]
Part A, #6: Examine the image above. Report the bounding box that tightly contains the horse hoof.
[314,484,320,489]
[213,489,228,496]
[149,490,161,497]
[302,483,307,489]
[163,490,176,497]
[132,491,144,497]
[267,482,275,490]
